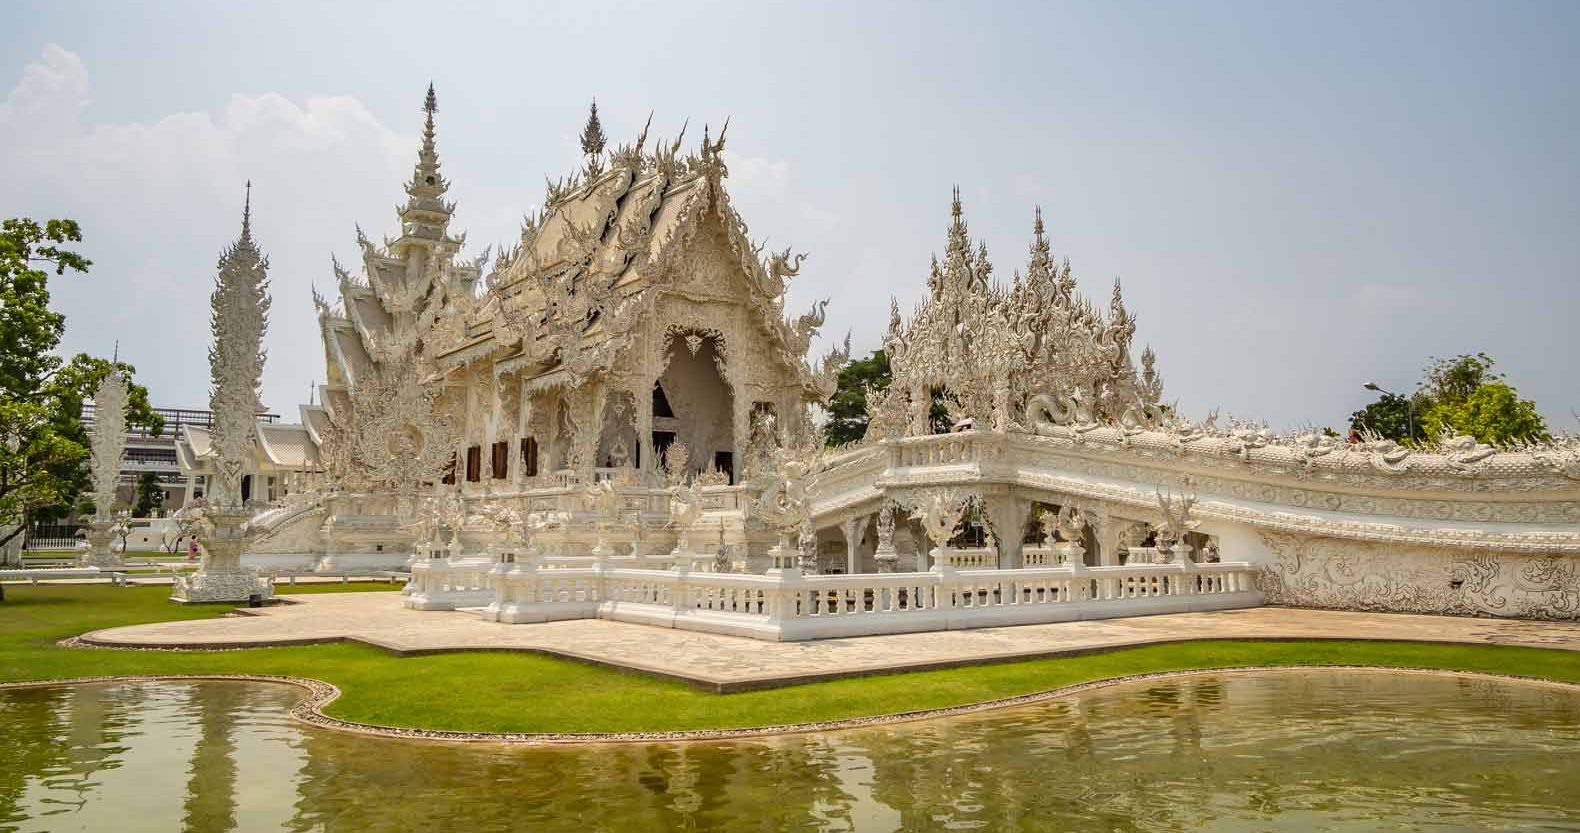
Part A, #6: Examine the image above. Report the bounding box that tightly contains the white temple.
[181,87,1580,633]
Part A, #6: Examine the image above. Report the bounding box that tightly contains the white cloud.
[723,151,790,199]
[0,44,415,413]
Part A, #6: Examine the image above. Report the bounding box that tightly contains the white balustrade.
[482,560,1262,641]
[941,547,999,569]
[404,556,496,610]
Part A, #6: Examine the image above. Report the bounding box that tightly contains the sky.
[3,0,1576,432]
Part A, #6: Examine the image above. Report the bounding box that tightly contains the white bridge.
[394,423,1580,634]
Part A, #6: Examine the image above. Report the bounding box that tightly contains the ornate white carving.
[1256,532,1580,620]
[176,189,273,603]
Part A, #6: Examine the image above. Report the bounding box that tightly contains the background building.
[83,403,282,511]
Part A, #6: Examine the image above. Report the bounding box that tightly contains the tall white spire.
[207,184,271,506]
[397,83,456,245]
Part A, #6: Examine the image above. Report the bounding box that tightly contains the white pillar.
[840,515,870,575]
[982,491,1030,569]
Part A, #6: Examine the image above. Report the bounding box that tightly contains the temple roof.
[176,421,319,473]
[437,114,841,398]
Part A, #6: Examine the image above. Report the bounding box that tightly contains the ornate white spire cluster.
[870,192,1161,439]
[398,83,458,246]
[207,182,270,506]
[313,85,472,491]
[484,105,842,404]
[88,369,128,520]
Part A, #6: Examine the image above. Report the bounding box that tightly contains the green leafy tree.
[0,218,161,555]
[1418,354,1548,446]
[823,350,951,446]
[824,350,893,446]
[1422,352,1497,404]
[133,471,165,517]
[1421,381,1549,446]
[1350,353,1547,448]
[1349,392,1424,444]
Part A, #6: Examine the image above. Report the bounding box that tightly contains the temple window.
[521,437,539,478]
[465,445,481,482]
[491,441,509,479]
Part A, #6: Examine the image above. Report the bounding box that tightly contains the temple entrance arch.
[656,330,735,482]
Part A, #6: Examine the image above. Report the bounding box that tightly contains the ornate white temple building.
[186,87,1580,633]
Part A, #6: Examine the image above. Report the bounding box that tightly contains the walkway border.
[67,624,1580,693]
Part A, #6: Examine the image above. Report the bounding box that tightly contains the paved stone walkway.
[81,594,1580,691]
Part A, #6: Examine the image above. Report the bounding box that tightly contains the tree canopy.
[1350,353,1548,447]
[0,218,161,549]
[823,350,951,446]
[133,471,165,517]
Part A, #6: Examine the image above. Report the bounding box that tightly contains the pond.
[2,670,1578,832]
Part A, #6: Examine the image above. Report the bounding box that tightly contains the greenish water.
[2,670,1578,832]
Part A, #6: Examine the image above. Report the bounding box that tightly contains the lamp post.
[1362,382,1415,445]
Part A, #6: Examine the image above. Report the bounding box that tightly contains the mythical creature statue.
[910,490,968,564]
[668,480,706,555]
[1155,491,1200,553]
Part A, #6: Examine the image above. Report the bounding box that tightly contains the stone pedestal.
[874,547,899,573]
[80,519,124,570]
[768,533,798,570]
[171,507,272,604]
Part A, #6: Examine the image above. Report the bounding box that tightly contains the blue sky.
[3,0,1575,431]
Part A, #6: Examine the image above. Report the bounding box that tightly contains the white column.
[840,515,870,575]
[982,491,1029,569]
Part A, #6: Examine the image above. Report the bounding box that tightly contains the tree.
[0,218,161,555]
[824,350,893,446]
[133,471,165,517]
[1421,382,1549,446]
[823,350,951,446]
[1350,352,1548,448]
[1349,392,1423,444]
[1418,353,1548,446]
[1422,352,1497,405]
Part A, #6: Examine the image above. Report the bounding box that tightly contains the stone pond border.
[4,665,1578,746]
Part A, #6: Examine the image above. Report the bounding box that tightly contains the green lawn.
[2,583,1578,735]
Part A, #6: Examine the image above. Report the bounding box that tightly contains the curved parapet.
[805,428,1580,620]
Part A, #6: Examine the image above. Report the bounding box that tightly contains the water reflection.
[2,671,1579,832]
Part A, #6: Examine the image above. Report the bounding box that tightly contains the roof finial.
[580,98,606,157]
[424,82,437,116]
[580,98,607,178]
[242,179,253,239]
[1033,205,1044,238]
[950,186,963,223]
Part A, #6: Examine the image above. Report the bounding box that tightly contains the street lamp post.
[1363,382,1416,445]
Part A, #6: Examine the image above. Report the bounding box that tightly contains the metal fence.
[24,523,83,551]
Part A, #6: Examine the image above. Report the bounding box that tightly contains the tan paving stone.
[80,593,1580,690]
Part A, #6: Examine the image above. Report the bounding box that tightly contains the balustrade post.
[671,562,691,614]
